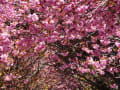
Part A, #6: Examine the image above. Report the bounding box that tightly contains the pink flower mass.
[0,0,120,89]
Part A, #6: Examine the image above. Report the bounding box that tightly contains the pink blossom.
[115,41,120,47]
[28,13,39,22]
[100,39,110,46]
[5,74,12,81]
[110,84,118,89]
[24,79,29,84]
[92,44,99,49]
[29,0,40,4]
[76,5,88,14]
[97,69,105,75]
[0,54,8,63]
[87,57,95,65]
[61,51,68,56]
[34,41,45,52]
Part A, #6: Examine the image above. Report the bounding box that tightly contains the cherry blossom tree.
[0,0,120,89]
